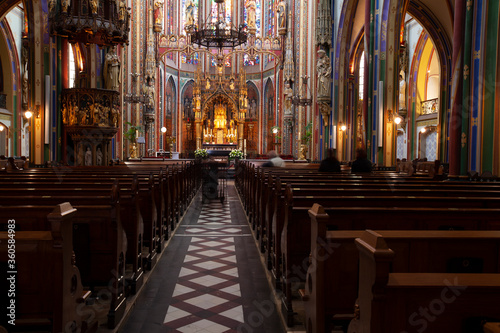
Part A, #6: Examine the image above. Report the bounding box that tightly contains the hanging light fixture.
[188,0,247,52]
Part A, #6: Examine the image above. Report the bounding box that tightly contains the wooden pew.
[0,185,126,329]
[0,172,163,266]
[303,205,500,332]
[0,203,97,333]
[0,177,154,281]
[351,230,500,333]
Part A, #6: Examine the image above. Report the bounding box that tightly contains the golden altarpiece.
[192,67,248,151]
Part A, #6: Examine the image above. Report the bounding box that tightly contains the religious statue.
[99,106,110,126]
[250,99,257,119]
[399,71,406,110]
[184,98,191,119]
[316,49,331,99]
[284,80,293,114]
[185,0,195,27]
[103,46,121,91]
[277,0,287,32]
[117,0,128,21]
[48,0,56,14]
[154,0,164,31]
[111,107,119,127]
[85,147,92,166]
[61,0,70,13]
[89,0,98,15]
[96,148,103,166]
[246,0,256,31]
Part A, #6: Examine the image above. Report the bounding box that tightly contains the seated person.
[262,150,285,167]
[319,148,341,172]
[351,148,372,173]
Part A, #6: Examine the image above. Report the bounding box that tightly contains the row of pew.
[0,160,200,332]
[235,160,500,332]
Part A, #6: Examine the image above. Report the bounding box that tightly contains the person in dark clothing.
[319,148,341,172]
[351,148,372,173]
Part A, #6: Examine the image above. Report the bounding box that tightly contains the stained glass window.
[69,46,76,88]
[266,0,275,36]
[244,54,260,66]
[181,52,199,65]
[359,52,365,100]
[165,0,175,61]
[244,0,261,36]
[211,0,232,26]
[210,55,232,67]
[166,0,175,35]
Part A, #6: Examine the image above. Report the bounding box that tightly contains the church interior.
[1,0,500,332]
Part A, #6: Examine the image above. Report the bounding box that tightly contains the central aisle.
[119,182,284,333]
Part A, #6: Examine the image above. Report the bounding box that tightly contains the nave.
[118,182,285,333]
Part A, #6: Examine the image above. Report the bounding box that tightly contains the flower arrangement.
[194,148,208,159]
[229,149,244,160]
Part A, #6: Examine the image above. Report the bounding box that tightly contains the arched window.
[265,0,274,36]
[358,51,364,101]
[211,0,232,26]
[68,45,76,88]
[166,0,176,35]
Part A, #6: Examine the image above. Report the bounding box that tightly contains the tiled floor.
[119,182,284,333]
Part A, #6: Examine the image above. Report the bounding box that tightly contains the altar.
[202,143,236,156]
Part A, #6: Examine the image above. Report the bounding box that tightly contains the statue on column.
[103,46,121,91]
[277,0,287,34]
[246,0,256,32]
[154,0,164,32]
[316,49,331,99]
[399,71,406,111]
[185,0,195,27]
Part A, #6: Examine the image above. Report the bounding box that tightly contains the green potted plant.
[299,121,313,160]
[124,122,143,158]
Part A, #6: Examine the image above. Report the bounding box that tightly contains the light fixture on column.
[161,126,167,133]
[340,123,347,132]
[24,110,33,119]
[0,125,4,132]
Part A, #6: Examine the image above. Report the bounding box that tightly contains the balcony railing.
[421,98,439,115]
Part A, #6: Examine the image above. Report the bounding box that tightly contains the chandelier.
[187,0,247,51]
[124,73,150,105]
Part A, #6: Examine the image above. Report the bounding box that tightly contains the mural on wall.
[246,82,259,120]
[166,77,176,119]
[244,81,259,155]
[182,81,194,121]
[181,80,195,153]
[263,79,274,153]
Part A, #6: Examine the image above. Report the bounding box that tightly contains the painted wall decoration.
[246,81,259,120]
[263,78,274,152]
[166,76,176,119]
[181,80,194,121]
